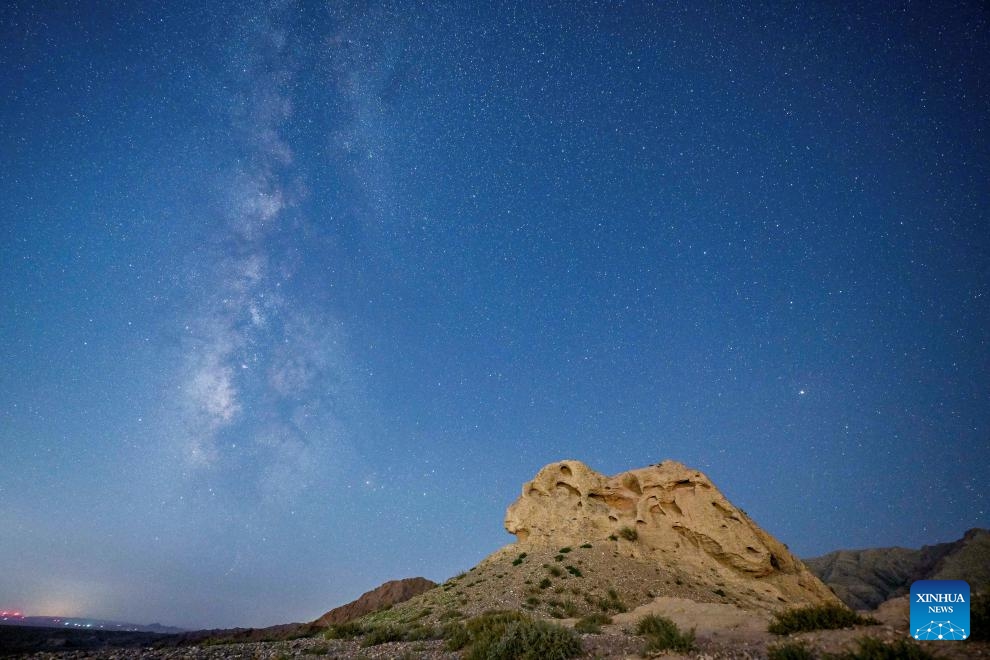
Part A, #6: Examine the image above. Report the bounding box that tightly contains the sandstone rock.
[313,577,436,627]
[504,459,839,610]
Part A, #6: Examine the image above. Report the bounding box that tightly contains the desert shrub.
[559,547,572,553]
[439,609,463,621]
[594,588,627,613]
[360,625,405,647]
[443,611,580,660]
[566,565,583,577]
[769,604,877,635]
[442,621,471,651]
[555,554,565,561]
[478,618,582,660]
[832,637,936,660]
[714,588,727,597]
[636,614,695,652]
[444,611,523,657]
[539,578,552,589]
[548,565,564,577]
[301,645,331,655]
[619,526,638,541]
[512,552,528,566]
[608,534,618,541]
[323,621,364,639]
[574,613,612,634]
[580,543,592,549]
[767,641,815,660]
[359,622,437,647]
[561,600,580,617]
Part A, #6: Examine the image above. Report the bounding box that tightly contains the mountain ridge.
[804,527,990,610]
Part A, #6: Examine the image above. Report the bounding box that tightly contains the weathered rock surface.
[805,527,990,610]
[504,459,840,610]
[313,577,436,627]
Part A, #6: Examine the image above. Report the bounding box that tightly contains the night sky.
[1,0,988,630]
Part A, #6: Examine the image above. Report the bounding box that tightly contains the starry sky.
[1,0,988,631]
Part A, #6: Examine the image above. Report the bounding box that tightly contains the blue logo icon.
[910,580,969,640]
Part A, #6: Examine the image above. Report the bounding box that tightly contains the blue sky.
[1,0,987,629]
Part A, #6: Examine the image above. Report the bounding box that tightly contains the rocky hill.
[378,460,839,626]
[805,527,990,610]
[313,577,436,626]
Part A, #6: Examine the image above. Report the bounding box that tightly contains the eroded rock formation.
[505,459,839,608]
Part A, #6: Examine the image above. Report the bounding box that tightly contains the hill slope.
[380,460,839,626]
[804,527,990,610]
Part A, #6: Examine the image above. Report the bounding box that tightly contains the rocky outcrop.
[504,459,839,610]
[313,577,436,627]
[805,528,990,610]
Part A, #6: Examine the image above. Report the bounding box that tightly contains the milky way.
[1,0,987,629]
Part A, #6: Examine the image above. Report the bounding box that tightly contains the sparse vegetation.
[359,622,438,647]
[636,614,695,653]
[580,543,592,549]
[768,604,877,635]
[539,578,552,590]
[513,553,528,566]
[593,588,627,613]
[548,565,563,577]
[323,621,364,639]
[619,526,638,541]
[444,611,581,660]
[439,609,464,621]
[608,534,618,541]
[831,637,936,660]
[301,645,331,655]
[714,588,727,597]
[555,554,565,561]
[559,546,572,553]
[767,641,815,660]
[574,613,612,633]
[565,565,582,577]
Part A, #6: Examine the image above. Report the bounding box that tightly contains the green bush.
[768,604,877,635]
[832,637,936,660]
[636,614,695,652]
[360,625,405,647]
[594,588,627,614]
[767,641,815,660]
[359,622,437,647]
[444,611,580,660]
[580,543,592,549]
[619,526,638,541]
[539,578,552,589]
[442,621,471,651]
[559,547,572,553]
[482,619,582,660]
[323,621,364,639]
[574,613,612,634]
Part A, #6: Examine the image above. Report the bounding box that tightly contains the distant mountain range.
[0,614,183,634]
[804,527,990,610]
